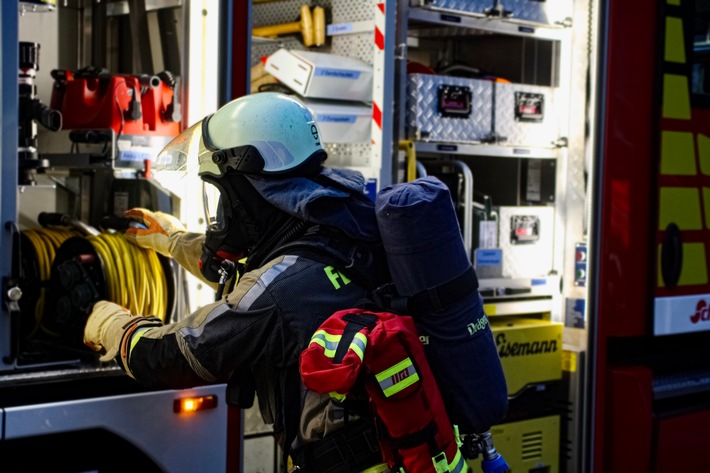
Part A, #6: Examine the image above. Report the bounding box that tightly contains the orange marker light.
[173,394,218,414]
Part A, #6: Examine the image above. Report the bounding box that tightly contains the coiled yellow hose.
[86,232,168,320]
[22,228,170,338]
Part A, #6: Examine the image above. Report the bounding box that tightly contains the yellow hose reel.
[20,226,174,351]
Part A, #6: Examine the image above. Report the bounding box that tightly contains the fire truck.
[2,0,710,472]
[589,1,710,471]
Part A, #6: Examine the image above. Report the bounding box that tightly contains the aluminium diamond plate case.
[497,206,555,279]
[407,73,493,144]
[495,82,560,148]
[410,0,491,17]
[504,0,573,27]
[412,0,572,27]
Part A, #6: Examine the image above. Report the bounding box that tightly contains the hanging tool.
[252,5,326,47]
[18,41,62,185]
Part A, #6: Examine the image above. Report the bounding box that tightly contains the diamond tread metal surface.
[407,74,493,143]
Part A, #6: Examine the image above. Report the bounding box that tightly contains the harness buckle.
[432,451,449,472]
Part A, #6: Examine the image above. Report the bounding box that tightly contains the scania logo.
[690,300,710,324]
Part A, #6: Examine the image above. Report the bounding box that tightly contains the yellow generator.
[490,317,563,396]
[482,317,563,473]
[484,416,560,473]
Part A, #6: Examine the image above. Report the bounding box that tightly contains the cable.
[22,228,170,344]
[86,232,168,321]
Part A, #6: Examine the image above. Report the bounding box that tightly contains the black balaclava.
[200,173,304,282]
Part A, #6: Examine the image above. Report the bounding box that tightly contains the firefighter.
[83,92,389,471]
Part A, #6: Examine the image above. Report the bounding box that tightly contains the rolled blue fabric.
[415,292,508,434]
[376,176,508,433]
[375,176,470,297]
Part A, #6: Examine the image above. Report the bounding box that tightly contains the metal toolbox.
[504,0,572,27]
[407,73,493,144]
[497,205,555,279]
[412,0,572,28]
[494,81,560,148]
[410,0,491,17]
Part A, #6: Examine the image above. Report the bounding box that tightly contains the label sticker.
[476,248,503,266]
[327,23,353,35]
[313,68,361,80]
[317,114,357,123]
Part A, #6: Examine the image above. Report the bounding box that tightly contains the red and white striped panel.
[370,2,386,177]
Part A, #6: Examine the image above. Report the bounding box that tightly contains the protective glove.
[124,208,186,257]
[84,301,162,373]
[124,208,214,288]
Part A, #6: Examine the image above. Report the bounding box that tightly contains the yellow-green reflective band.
[350,332,367,361]
[359,463,389,473]
[309,330,342,358]
[310,330,367,362]
[125,327,153,379]
[375,357,420,397]
[329,391,347,402]
[129,327,152,357]
[449,449,467,473]
[431,449,467,473]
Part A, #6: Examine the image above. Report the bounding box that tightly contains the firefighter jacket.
[118,246,377,460]
[105,166,386,470]
[300,308,468,473]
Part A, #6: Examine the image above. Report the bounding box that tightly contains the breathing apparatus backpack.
[299,176,509,472]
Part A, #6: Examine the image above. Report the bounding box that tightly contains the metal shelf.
[106,0,183,16]
[479,275,560,317]
[413,141,561,159]
[408,7,569,41]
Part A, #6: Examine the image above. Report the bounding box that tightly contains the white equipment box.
[265,49,373,102]
[497,206,555,278]
[303,99,371,144]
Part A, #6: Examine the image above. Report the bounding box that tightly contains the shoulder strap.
[333,312,378,363]
[374,266,479,315]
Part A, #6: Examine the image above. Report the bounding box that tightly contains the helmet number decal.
[310,123,321,146]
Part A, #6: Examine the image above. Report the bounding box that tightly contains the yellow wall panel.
[661,131,696,175]
[665,17,686,64]
[698,134,710,175]
[704,188,710,229]
[663,74,691,119]
[658,187,703,230]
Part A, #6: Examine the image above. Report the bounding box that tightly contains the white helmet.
[154,92,327,280]
[156,92,326,179]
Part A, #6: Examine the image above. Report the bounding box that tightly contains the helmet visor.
[154,120,221,177]
[202,180,225,232]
